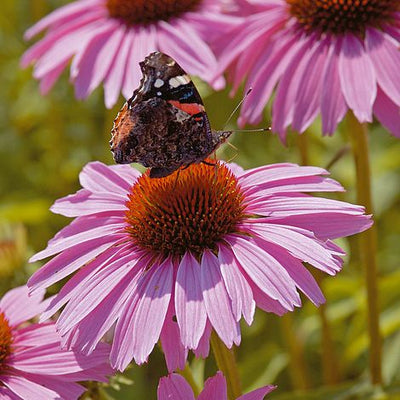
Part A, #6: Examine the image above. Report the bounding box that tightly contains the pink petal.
[13,323,58,347]
[1,374,77,400]
[72,20,121,99]
[56,252,141,334]
[79,161,133,194]
[38,244,131,323]
[38,58,70,94]
[200,250,241,348]
[157,374,195,400]
[29,215,124,262]
[24,0,102,40]
[237,385,276,400]
[373,87,400,137]
[122,26,157,99]
[321,39,348,135]
[28,235,122,291]
[225,235,300,309]
[112,259,173,370]
[239,164,328,189]
[103,26,133,108]
[158,20,217,83]
[261,243,325,306]
[218,244,255,324]
[245,223,343,274]
[366,28,400,107]
[272,35,315,139]
[61,255,150,355]
[175,252,207,349]
[338,34,376,122]
[160,307,187,372]
[262,212,373,240]
[198,372,227,400]
[0,286,45,328]
[50,189,126,217]
[251,284,288,316]
[193,320,212,359]
[291,38,328,132]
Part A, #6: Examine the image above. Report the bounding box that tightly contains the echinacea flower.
[0,285,112,400]
[157,371,276,400]
[28,160,372,372]
[21,0,238,108]
[216,0,400,139]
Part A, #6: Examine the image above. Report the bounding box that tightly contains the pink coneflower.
[21,0,238,108]
[0,285,112,400]
[158,371,276,400]
[28,160,371,372]
[216,0,400,139]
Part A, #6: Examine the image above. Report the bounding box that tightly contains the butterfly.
[110,51,232,178]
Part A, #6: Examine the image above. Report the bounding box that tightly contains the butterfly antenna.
[223,88,253,130]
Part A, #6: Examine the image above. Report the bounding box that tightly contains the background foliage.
[1,1,400,399]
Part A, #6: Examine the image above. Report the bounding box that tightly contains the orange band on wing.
[168,100,205,116]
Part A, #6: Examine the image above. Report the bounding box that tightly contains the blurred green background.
[1,1,400,399]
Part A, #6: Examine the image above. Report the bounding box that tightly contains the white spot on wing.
[169,74,191,88]
[157,91,162,96]
[154,78,164,88]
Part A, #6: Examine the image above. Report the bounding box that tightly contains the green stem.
[280,314,311,389]
[347,112,382,385]
[210,331,242,400]
[179,364,201,397]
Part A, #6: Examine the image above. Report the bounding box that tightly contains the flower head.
[0,285,112,400]
[216,0,400,139]
[157,371,276,400]
[21,0,238,108]
[28,161,371,372]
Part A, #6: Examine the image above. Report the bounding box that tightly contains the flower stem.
[280,314,311,389]
[179,364,201,397]
[347,112,382,385]
[210,331,242,400]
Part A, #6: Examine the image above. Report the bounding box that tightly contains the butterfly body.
[110,52,232,178]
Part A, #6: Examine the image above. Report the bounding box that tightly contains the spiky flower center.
[0,312,13,370]
[106,0,202,25]
[287,0,400,35]
[125,162,246,256]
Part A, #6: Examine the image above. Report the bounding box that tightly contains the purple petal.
[292,39,328,132]
[0,286,45,328]
[112,259,173,370]
[79,161,133,194]
[28,235,123,292]
[338,34,376,122]
[200,250,241,348]
[237,385,276,400]
[225,235,300,309]
[218,244,255,324]
[160,307,187,372]
[29,215,125,262]
[373,87,400,137]
[175,252,207,349]
[103,27,133,108]
[321,39,348,135]
[198,371,227,400]
[24,0,102,40]
[193,320,212,359]
[157,374,195,400]
[366,28,400,107]
[245,223,343,274]
[72,20,121,99]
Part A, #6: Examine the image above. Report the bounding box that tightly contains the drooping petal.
[175,252,207,349]
[198,371,227,400]
[218,244,255,324]
[226,235,301,309]
[200,250,241,348]
[366,28,400,107]
[237,385,276,400]
[338,34,376,122]
[157,374,195,400]
[373,86,400,137]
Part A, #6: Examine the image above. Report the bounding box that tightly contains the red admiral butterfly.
[110,52,233,178]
